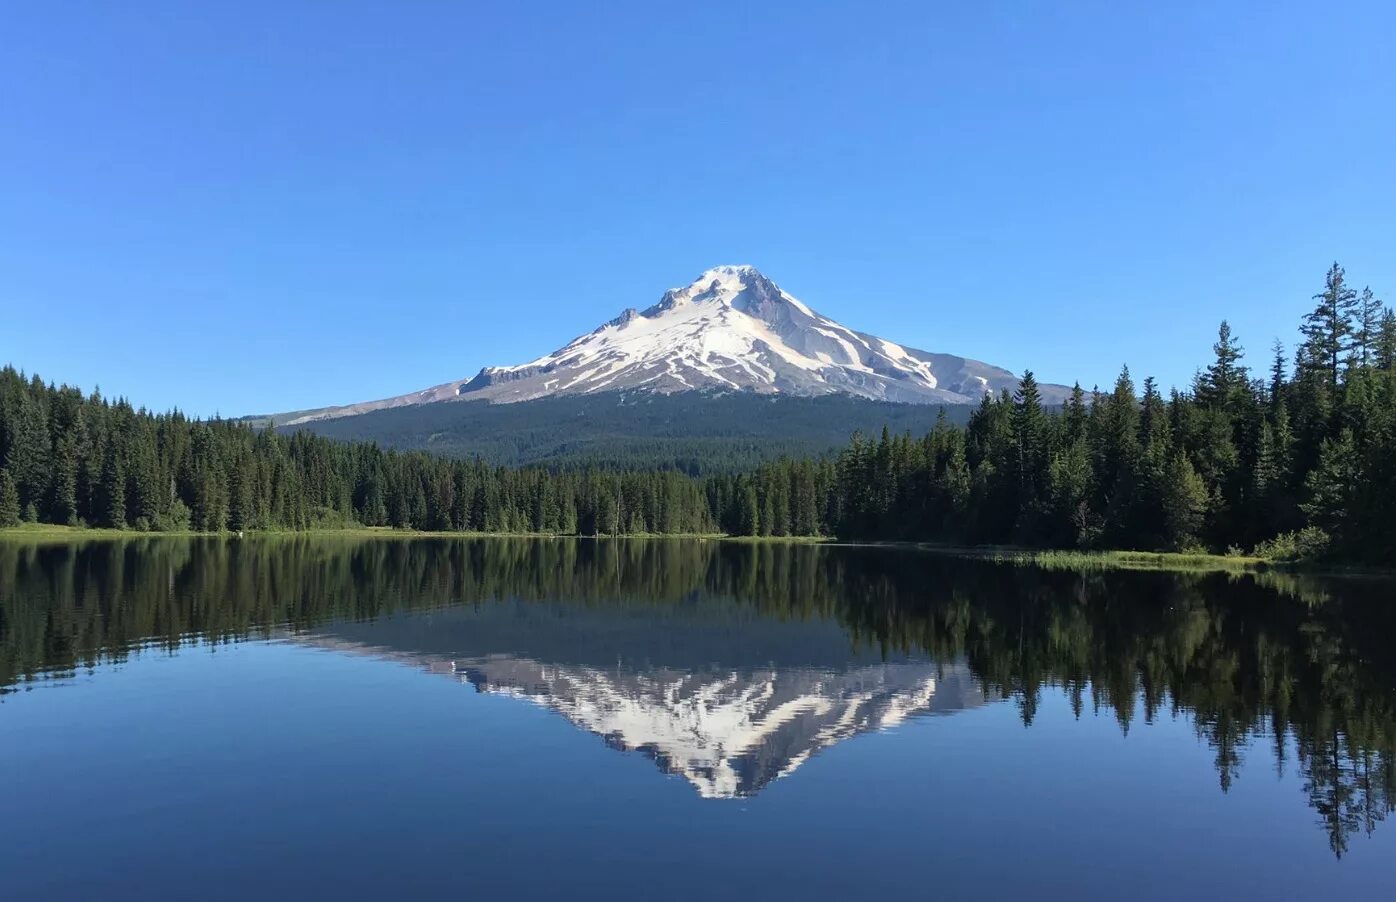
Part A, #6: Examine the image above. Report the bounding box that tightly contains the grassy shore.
[830,541,1396,578]
[807,540,1267,573]
[987,547,1265,572]
[0,523,734,544]
[1,523,1372,576]
[0,523,196,540]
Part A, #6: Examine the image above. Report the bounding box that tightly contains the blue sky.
[3,1,1393,416]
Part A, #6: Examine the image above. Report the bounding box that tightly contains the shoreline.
[1,524,1385,577]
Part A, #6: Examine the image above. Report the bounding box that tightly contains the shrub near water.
[1253,527,1332,563]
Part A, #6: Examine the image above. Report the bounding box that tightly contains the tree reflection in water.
[1,537,1392,856]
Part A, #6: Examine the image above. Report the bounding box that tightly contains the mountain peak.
[690,263,759,283]
[269,266,1073,425]
[642,264,777,318]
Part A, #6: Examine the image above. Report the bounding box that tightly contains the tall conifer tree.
[0,468,19,528]
[99,446,126,528]
[1301,263,1359,387]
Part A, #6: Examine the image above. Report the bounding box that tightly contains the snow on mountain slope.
[275,265,1070,425]
[446,656,985,799]
[298,628,987,799]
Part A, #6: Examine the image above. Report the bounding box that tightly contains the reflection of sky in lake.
[2,538,1394,900]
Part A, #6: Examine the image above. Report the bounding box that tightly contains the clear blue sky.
[4,1,1393,416]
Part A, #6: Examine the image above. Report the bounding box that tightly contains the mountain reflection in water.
[1,536,1393,856]
[304,604,987,799]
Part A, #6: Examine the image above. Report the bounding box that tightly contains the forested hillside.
[801,263,1394,562]
[259,391,971,473]
[3,263,1392,563]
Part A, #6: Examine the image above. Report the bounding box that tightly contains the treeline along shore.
[2,263,1393,564]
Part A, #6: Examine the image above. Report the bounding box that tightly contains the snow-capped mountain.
[274,265,1070,425]
[444,656,985,799]
[303,635,987,799]
[295,599,992,799]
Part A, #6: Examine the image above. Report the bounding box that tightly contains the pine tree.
[1198,321,1247,407]
[1161,452,1208,550]
[759,484,775,537]
[1063,382,1087,445]
[1252,409,1296,536]
[939,438,971,536]
[129,436,161,528]
[1093,367,1139,541]
[5,391,50,514]
[1011,370,1048,534]
[48,438,79,525]
[1355,287,1384,368]
[228,456,254,531]
[738,481,759,536]
[1139,376,1169,447]
[1378,309,1396,372]
[1046,440,1093,547]
[1301,263,1359,387]
[1269,339,1287,409]
[0,467,19,528]
[768,467,791,536]
[1302,429,1357,540]
[1253,421,1279,500]
[99,446,126,528]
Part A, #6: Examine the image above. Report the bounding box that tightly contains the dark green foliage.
[98,445,126,529]
[1379,310,1396,372]
[4,385,51,513]
[1300,262,1358,388]
[272,391,974,473]
[1010,370,1048,536]
[0,364,725,537]
[1356,287,1385,368]
[49,439,79,526]
[1302,430,1357,541]
[812,263,1394,563]
[0,469,19,528]
[1197,320,1248,409]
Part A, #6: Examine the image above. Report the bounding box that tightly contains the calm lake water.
[2,538,1394,899]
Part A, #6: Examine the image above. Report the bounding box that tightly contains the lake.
[2,537,1393,899]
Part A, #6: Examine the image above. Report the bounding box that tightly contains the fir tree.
[228,456,254,531]
[1378,309,1396,372]
[1161,452,1208,550]
[940,438,971,533]
[0,467,19,528]
[1198,321,1247,407]
[1355,287,1384,368]
[1094,366,1140,539]
[1046,440,1092,547]
[129,436,161,528]
[1011,370,1048,519]
[5,390,50,513]
[1063,382,1087,445]
[99,446,126,528]
[1302,429,1357,540]
[1301,262,1359,387]
[738,481,759,536]
[49,439,79,525]
[1139,376,1169,447]
[1269,339,1287,409]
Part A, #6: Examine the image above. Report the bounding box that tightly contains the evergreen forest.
[3,263,1392,564]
